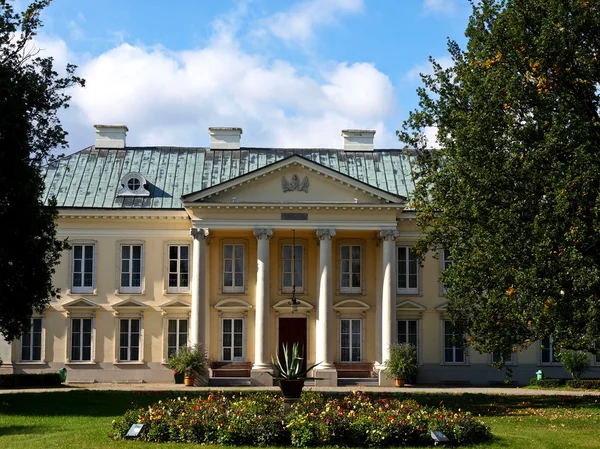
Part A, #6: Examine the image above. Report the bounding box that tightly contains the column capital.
[379,229,399,241]
[253,228,274,240]
[316,228,336,240]
[190,227,210,239]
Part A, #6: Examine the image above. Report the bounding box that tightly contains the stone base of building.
[314,367,337,387]
[251,367,274,386]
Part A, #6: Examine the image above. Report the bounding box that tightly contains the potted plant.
[270,342,320,398]
[384,343,418,386]
[168,344,208,386]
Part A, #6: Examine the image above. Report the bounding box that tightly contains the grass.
[0,389,599,448]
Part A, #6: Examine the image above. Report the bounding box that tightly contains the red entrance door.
[278,317,307,373]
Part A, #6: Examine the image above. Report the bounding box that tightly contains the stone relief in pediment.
[282,174,309,193]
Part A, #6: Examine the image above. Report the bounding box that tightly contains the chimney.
[208,127,243,150]
[94,125,128,148]
[341,129,376,151]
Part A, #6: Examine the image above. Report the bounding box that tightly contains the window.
[168,245,189,293]
[120,244,143,293]
[397,246,418,294]
[340,319,362,362]
[282,243,304,292]
[72,244,95,293]
[167,319,188,358]
[222,318,244,361]
[398,319,418,352]
[540,336,559,364]
[340,245,361,293]
[440,248,453,295]
[491,351,516,365]
[223,243,244,293]
[21,318,42,362]
[71,318,92,362]
[119,318,141,361]
[443,320,466,364]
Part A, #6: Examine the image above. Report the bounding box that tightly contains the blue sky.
[31,0,471,152]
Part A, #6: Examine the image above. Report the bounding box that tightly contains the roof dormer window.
[118,173,150,197]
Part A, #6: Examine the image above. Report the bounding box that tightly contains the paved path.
[2,383,600,396]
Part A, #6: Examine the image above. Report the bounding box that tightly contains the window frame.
[70,241,97,294]
[490,351,517,366]
[221,317,245,362]
[166,243,191,294]
[397,318,420,362]
[116,317,143,363]
[539,336,561,365]
[69,316,94,363]
[440,248,453,296]
[279,239,307,294]
[397,245,419,295]
[118,241,145,294]
[221,241,247,294]
[18,317,45,363]
[337,240,364,295]
[339,318,363,362]
[441,319,468,365]
[166,317,189,359]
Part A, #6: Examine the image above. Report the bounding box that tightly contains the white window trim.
[65,313,97,364]
[338,239,364,295]
[279,238,307,294]
[16,316,46,364]
[117,240,145,295]
[69,240,97,295]
[538,336,561,366]
[113,312,145,363]
[440,319,469,365]
[162,313,190,363]
[221,240,247,294]
[397,318,421,364]
[338,317,363,362]
[164,241,191,294]
[489,351,518,366]
[217,312,248,362]
[396,245,420,295]
[439,248,453,296]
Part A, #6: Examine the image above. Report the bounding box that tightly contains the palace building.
[0,125,585,386]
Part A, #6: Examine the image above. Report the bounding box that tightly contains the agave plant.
[270,342,320,379]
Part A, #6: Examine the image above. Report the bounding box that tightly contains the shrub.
[384,343,419,381]
[558,350,590,379]
[167,344,209,376]
[529,377,565,388]
[565,379,600,389]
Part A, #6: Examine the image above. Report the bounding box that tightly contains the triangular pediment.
[182,155,405,206]
[214,298,252,311]
[396,299,426,312]
[435,301,449,311]
[160,298,191,310]
[333,299,370,310]
[273,298,314,311]
[63,297,100,310]
[113,298,148,309]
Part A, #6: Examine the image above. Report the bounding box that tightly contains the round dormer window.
[118,172,150,197]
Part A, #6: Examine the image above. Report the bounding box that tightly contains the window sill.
[440,362,470,366]
[66,361,97,365]
[397,292,420,296]
[340,289,363,295]
[115,290,144,296]
[165,290,191,295]
[69,289,97,296]
[113,361,145,365]
[537,362,562,366]
[15,361,46,365]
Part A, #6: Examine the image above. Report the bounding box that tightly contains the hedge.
[0,373,61,388]
[565,379,600,389]
[528,377,566,388]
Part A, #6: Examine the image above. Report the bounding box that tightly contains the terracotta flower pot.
[395,378,405,387]
[184,375,195,386]
[278,379,305,398]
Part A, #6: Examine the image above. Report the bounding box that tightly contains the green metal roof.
[42,147,415,209]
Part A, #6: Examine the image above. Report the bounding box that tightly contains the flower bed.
[110,391,492,447]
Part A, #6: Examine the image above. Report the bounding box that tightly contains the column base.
[378,368,396,387]
[251,367,274,386]
[314,367,337,387]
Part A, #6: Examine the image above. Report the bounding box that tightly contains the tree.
[0,0,83,340]
[399,0,600,367]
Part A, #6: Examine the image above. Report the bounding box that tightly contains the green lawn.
[0,389,599,448]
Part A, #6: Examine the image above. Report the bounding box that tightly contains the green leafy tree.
[399,0,600,367]
[0,0,83,340]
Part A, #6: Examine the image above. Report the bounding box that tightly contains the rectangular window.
[223,244,244,293]
[222,318,244,361]
[71,318,92,362]
[541,336,559,364]
[398,319,419,352]
[168,245,190,293]
[491,351,516,365]
[443,320,465,364]
[397,247,418,294]
[340,245,361,293]
[340,319,362,362]
[167,319,188,358]
[441,249,453,295]
[120,244,143,293]
[119,318,140,361]
[282,244,304,292]
[21,318,42,362]
[72,244,95,293]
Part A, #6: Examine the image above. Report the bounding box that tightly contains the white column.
[316,228,336,369]
[190,227,209,347]
[253,228,273,369]
[380,229,399,365]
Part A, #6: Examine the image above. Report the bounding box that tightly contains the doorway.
[278,317,307,373]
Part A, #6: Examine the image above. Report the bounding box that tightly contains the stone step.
[208,377,252,387]
[337,378,379,387]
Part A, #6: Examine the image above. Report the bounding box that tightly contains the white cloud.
[423,0,457,15]
[261,0,363,43]
[405,56,453,82]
